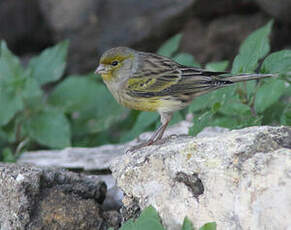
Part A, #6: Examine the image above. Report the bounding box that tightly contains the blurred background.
[1,0,291,74]
[0,0,290,158]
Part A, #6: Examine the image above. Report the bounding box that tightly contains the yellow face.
[95,47,134,82]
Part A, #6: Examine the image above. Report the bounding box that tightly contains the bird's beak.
[95,64,106,74]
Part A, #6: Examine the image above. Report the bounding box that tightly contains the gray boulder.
[110,126,291,230]
[0,164,119,230]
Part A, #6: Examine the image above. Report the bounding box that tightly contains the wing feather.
[126,52,230,98]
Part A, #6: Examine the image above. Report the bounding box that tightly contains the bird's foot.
[126,135,179,153]
[126,140,154,153]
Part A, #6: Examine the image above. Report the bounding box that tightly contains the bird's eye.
[111,60,119,66]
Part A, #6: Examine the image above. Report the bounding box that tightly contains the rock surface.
[0,164,119,230]
[110,126,291,230]
[18,121,192,171]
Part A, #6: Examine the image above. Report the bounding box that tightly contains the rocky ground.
[1,125,290,229]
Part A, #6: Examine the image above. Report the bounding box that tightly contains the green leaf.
[219,98,251,116]
[49,76,126,134]
[174,53,201,67]
[189,86,236,113]
[21,75,43,108]
[48,76,100,113]
[157,34,182,57]
[262,102,286,125]
[119,219,136,230]
[0,41,24,76]
[189,111,214,136]
[182,217,194,230]
[240,115,263,127]
[261,50,291,74]
[134,206,165,230]
[120,206,165,230]
[285,84,291,96]
[206,61,229,72]
[199,222,216,230]
[121,112,159,142]
[169,111,184,126]
[0,87,23,126]
[0,41,24,125]
[232,20,273,74]
[25,107,71,148]
[255,78,288,113]
[189,93,211,113]
[281,105,291,125]
[28,40,69,85]
[211,116,239,129]
[2,147,16,163]
[0,119,19,143]
[211,102,221,113]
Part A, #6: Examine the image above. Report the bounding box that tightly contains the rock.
[180,13,269,65]
[0,163,119,230]
[255,0,291,24]
[110,126,291,230]
[98,175,123,211]
[38,0,197,73]
[17,121,192,214]
[18,146,123,171]
[0,0,52,55]
[196,126,229,138]
[18,120,192,171]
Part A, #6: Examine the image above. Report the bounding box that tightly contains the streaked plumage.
[95,47,275,151]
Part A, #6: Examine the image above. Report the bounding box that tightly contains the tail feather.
[221,73,277,83]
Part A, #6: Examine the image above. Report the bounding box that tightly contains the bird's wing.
[126,53,230,98]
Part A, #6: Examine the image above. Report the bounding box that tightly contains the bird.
[95,47,275,151]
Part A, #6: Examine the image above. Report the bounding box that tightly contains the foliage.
[0,20,290,161]
[108,206,216,230]
[188,20,290,135]
[0,40,126,161]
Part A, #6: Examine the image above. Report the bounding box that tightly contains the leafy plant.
[108,206,216,230]
[0,40,126,161]
[0,20,290,162]
[187,20,290,135]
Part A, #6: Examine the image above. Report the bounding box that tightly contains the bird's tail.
[221,73,277,83]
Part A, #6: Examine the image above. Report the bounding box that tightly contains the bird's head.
[95,47,137,82]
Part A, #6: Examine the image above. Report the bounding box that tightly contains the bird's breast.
[104,79,185,112]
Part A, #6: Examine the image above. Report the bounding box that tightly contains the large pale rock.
[110,126,291,230]
[0,164,119,230]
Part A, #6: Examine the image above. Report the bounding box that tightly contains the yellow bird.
[95,47,274,150]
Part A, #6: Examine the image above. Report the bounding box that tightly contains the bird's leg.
[150,112,172,143]
[127,112,173,152]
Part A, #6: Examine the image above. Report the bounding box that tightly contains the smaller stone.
[0,163,111,230]
[175,172,204,198]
